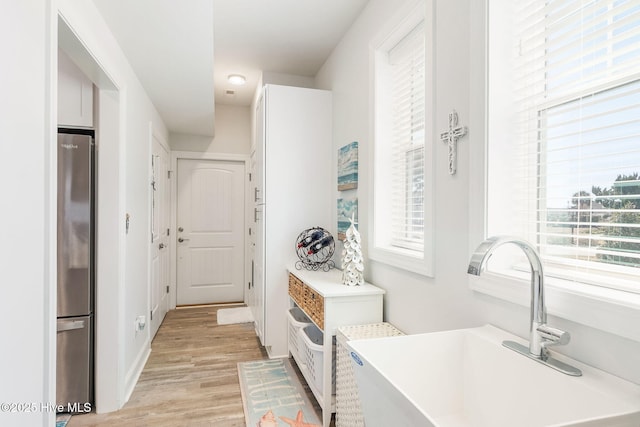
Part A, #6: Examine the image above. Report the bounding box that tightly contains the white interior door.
[176,159,245,305]
[150,134,170,338]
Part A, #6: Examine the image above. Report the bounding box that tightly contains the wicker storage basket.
[288,273,325,329]
[287,307,311,362]
[336,323,405,427]
[302,285,324,329]
[288,273,304,306]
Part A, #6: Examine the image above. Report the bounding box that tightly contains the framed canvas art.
[337,196,358,240]
[338,141,358,190]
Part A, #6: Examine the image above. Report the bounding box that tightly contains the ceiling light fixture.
[228,74,246,85]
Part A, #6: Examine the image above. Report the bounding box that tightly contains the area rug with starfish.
[237,358,322,427]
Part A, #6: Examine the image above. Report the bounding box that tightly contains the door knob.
[178,227,184,232]
[178,237,189,243]
[159,243,165,249]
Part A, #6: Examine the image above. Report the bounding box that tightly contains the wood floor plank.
[68,305,268,427]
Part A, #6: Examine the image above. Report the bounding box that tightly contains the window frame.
[535,77,640,293]
[369,0,434,277]
[473,0,640,343]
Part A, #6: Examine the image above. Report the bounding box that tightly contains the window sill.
[469,269,640,343]
[369,245,433,277]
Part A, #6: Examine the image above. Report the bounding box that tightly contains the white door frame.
[169,151,250,309]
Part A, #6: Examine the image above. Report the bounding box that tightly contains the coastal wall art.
[337,196,358,240]
[338,141,358,191]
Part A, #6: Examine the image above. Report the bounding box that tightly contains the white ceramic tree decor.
[341,214,364,286]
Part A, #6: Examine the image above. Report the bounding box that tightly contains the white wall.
[0,1,56,426]
[262,71,315,89]
[316,0,640,385]
[57,0,169,412]
[316,0,479,334]
[170,104,251,154]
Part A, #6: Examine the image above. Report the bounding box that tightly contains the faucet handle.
[537,324,570,347]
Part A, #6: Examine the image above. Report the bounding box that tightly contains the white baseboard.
[123,345,151,403]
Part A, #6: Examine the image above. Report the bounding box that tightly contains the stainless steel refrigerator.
[57,129,94,411]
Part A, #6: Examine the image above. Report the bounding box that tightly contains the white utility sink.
[347,325,640,427]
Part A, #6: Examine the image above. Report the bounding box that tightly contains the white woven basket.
[336,323,405,427]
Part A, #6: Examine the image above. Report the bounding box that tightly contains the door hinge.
[167,228,170,236]
[249,227,252,236]
[167,170,172,179]
[166,285,169,294]
[249,172,252,181]
[150,311,153,321]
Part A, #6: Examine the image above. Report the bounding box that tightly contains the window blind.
[513,0,640,290]
[388,20,426,250]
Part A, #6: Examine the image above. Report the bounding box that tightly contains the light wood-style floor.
[68,305,269,427]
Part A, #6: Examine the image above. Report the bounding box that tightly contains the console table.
[286,266,385,427]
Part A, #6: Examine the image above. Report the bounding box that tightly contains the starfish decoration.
[279,410,321,427]
[256,410,278,427]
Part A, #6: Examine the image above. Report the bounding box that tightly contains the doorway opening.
[58,15,123,413]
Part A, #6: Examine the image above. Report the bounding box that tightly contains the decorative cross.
[439,110,467,175]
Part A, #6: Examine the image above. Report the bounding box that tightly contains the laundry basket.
[299,323,336,394]
[287,306,311,362]
[336,323,405,427]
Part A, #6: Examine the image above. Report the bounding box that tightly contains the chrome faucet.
[468,236,581,376]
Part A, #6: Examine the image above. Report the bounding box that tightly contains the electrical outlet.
[135,315,146,332]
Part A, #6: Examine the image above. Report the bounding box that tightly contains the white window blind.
[389,20,426,251]
[371,3,432,276]
[512,0,640,291]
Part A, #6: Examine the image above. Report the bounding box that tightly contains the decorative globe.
[295,227,335,271]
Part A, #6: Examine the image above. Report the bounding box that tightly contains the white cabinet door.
[58,49,93,128]
[150,133,170,338]
[248,149,264,342]
[253,204,265,344]
[259,85,332,358]
[254,94,265,205]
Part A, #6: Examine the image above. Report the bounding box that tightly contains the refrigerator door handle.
[57,319,86,332]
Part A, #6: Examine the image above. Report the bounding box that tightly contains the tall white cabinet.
[58,49,93,128]
[250,84,332,358]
